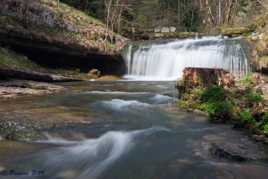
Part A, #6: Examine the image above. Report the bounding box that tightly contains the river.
[0,81,268,179]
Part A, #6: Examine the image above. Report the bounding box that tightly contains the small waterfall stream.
[122,36,250,81]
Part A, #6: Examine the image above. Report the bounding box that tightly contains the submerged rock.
[210,143,252,162]
[0,80,65,99]
[194,133,268,162]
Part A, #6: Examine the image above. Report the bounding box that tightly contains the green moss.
[0,0,122,54]
[239,109,256,125]
[0,48,40,70]
[199,100,234,122]
[201,86,226,103]
[177,83,267,135]
[263,124,268,135]
[244,91,263,105]
[220,27,252,36]
[240,74,254,86]
[259,56,268,69]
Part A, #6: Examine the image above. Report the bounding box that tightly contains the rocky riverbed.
[0,81,268,179]
[0,80,65,99]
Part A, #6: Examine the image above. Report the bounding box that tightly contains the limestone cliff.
[0,0,127,77]
[0,0,126,55]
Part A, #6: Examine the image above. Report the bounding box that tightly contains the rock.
[0,80,65,99]
[209,143,264,162]
[178,67,235,91]
[252,73,265,85]
[97,75,120,81]
[0,68,77,82]
[255,82,268,101]
[258,56,268,73]
[221,27,253,37]
[0,0,126,55]
[88,69,101,78]
[252,134,266,142]
[161,27,170,33]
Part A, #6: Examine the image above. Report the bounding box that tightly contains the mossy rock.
[0,0,126,55]
[0,48,40,70]
[220,27,253,37]
[259,56,268,71]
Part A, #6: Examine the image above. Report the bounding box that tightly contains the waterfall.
[122,36,250,81]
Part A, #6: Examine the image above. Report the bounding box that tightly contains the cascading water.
[122,36,250,81]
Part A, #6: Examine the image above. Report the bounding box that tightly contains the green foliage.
[201,86,226,103]
[240,74,253,86]
[0,48,40,70]
[200,101,234,122]
[239,109,256,125]
[244,91,263,106]
[177,87,205,109]
[263,112,268,122]
[259,112,268,131]
[262,124,268,135]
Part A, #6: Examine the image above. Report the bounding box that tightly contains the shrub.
[201,101,234,122]
[262,112,268,122]
[201,86,226,103]
[259,112,268,129]
[263,124,268,135]
[244,91,263,104]
[239,109,256,125]
[240,74,253,86]
[244,90,263,107]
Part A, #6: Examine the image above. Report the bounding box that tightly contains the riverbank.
[0,46,123,100]
[177,69,268,144]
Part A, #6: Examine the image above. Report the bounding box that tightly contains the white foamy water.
[86,91,149,95]
[150,94,174,104]
[99,99,150,110]
[122,36,250,81]
[34,127,170,179]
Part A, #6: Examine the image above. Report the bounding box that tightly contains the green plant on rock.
[201,101,234,122]
[262,124,268,135]
[244,90,263,107]
[201,86,227,103]
[240,74,253,86]
[239,109,256,125]
[259,112,268,130]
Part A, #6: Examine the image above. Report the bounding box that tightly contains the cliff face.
[0,0,126,55]
[0,0,127,77]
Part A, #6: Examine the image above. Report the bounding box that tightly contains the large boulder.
[178,67,235,91]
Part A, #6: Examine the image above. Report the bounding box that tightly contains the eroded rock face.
[178,68,235,92]
[0,68,77,82]
[1,0,57,28]
[0,0,127,55]
[0,80,65,99]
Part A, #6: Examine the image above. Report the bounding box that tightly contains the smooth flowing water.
[0,81,268,179]
[123,36,250,81]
